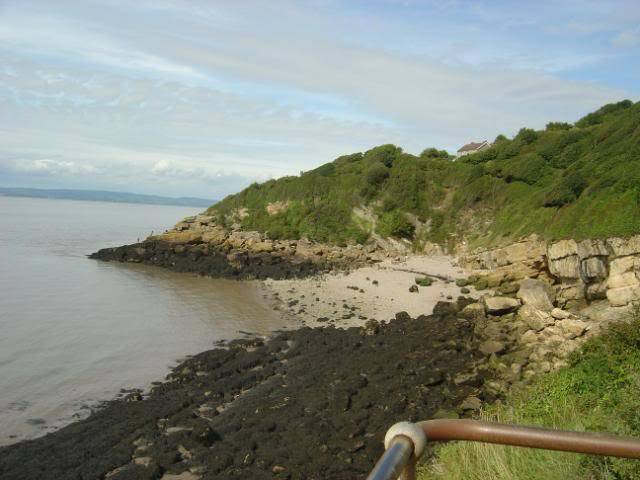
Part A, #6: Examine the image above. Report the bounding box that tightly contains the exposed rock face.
[91,214,384,280]
[460,236,546,288]
[517,278,554,312]
[461,234,640,309]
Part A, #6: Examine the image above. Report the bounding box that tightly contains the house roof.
[457,141,488,153]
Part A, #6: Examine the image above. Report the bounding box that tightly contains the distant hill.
[208,100,640,248]
[0,187,215,208]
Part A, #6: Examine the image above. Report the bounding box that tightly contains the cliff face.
[460,235,640,309]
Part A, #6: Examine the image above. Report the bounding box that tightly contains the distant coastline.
[0,187,215,208]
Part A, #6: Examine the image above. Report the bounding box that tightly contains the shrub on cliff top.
[209,100,640,247]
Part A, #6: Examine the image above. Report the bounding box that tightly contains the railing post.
[399,455,416,480]
[366,422,427,480]
[367,419,640,480]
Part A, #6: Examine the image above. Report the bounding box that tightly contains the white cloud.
[0,0,637,198]
[15,158,99,176]
[612,28,640,48]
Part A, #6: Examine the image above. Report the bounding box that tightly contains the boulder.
[460,396,482,411]
[548,255,580,279]
[516,278,554,311]
[557,319,587,339]
[520,329,538,344]
[548,239,578,260]
[201,226,227,245]
[555,280,585,306]
[606,285,640,307]
[517,304,554,332]
[609,256,637,277]
[550,308,571,320]
[479,340,506,355]
[250,240,274,253]
[607,271,640,289]
[459,303,486,321]
[576,239,610,259]
[453,371,480,386]
[528,347,552,363]
[483,296,520,315]
[498,282,520,295]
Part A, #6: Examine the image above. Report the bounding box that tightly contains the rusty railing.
[366,419,640,480]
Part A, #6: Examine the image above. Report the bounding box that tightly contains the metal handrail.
[366,419,640,480]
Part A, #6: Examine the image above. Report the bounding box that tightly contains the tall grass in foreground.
[420,312,640,480]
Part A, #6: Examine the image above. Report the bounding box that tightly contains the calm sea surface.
[0,196,286,445]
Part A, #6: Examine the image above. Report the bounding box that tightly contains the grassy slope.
[419,313,640,480]
[209,100,640,248]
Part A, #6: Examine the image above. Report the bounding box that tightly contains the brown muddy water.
[0,196,287,446]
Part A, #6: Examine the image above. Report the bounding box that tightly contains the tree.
[546,122,572,131]
[420,147,451,159]
[365,162,390,186]
[515,128,538,145]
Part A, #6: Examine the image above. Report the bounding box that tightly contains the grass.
[419,310,640,480]
[207,100,640,249]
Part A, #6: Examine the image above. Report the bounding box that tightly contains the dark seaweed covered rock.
[0,308,497,480]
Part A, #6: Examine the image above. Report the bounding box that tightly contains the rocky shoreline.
[7,215,635,479]
[0,286,598,479]
[90,214,385,280]
[1,302,505,480]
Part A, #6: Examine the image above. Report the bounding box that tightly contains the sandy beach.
[260,255,478,328]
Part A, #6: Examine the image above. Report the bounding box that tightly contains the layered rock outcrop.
[91,214,385,280]
[460,235,640,309]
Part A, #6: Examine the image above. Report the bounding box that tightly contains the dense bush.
[364,144,401,168]
[209,100,640,247]
[365,162,390,185]
[502,153,548,185]
[515,127,538,144]
[377,210,415,238]
[546,121,572,131]
[575,99,634,128]
[544,171,588,207]
[420,147,451,159]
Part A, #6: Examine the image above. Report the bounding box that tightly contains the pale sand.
[257,255,478,328]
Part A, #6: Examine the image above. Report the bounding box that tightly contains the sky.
[1,0,639,199]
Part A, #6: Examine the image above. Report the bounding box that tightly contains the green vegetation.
[208,100,640,248]
[419,312,640,480]
[415,276,433,287]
